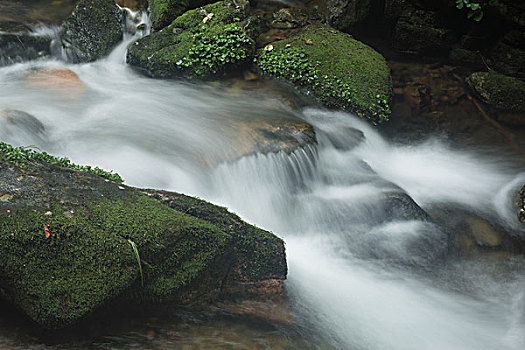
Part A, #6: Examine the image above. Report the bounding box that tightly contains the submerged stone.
[127,1,256,79]
[255,25,393,123]
[0,148,286,330]
[58,0,124,63]
[0,23,51,66]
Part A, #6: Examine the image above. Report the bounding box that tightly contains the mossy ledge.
[255,25,393,124]
[0,145,286,330]
[127,0,256,79]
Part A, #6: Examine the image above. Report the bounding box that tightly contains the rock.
[0,109,45,136]
[127,1,256,79]
[271,7,310,29]
[0,148,286,330]
[487,30,525,78]
[466,71,525,113]
[148,0,219,30]
[321,126,364,151]
[382,191,430,222]
[516,185,525,224]
[0,23,51,66]
[484,0,525,27]
[256,25,393,123]
[392,9,456,56]
[326,0,372,31]
[465,217,502,247]
[25,68,84,90]
[59,0,124,63]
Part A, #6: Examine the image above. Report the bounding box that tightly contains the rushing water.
[1,20,525,350]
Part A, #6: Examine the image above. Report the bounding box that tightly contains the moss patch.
[467,70,525,112]
[127,1,255,79]
[255,25,393,123]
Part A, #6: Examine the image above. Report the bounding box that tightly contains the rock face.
[517,185,525,224]
[148,0,217,30]
[127,1,256,79]
[0,150,286,329]
[256,25,393,123]
[466,71,525,113]
[59,0,123,63]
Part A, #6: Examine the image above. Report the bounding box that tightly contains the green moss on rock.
[255,25,393,123]
[149,0,217,30]
[127,1,255,79]
[467,71,525,112]
[59,0,123,63]
[0,147,286,330]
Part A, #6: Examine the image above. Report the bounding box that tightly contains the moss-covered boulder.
[127,1,256,79]
[466,71,525,113]
[0,144,286,329]
[255,25,393,123]
[148,0,217,30]
[59,0,123,63]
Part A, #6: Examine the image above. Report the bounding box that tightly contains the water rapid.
[0,26,524,350]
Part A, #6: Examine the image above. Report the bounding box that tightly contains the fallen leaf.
[44,225,50,239]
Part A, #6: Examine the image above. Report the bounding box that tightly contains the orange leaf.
[44,225,50,239]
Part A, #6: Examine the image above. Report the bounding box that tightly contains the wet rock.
[326,0,372,31]
[516,185,525,224]
[0,23,51,66]
[466,71,525,113]
[25,68,84,90]
[0,150,286,330]
[256,25,392,123]
[148,0,218,30]
[392,9,456,56]
[59,0,124,63]
[465,217,503,247]
[487,30,525,78]
[322,126,364,151]
[0,109,45,136]
[382,191,430,222]
[271,7,310,29]
[127,1,255,79]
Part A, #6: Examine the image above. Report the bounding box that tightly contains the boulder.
[466,71,525,113]
[59,0,123,63]
[148,0,217,30]
[127,1,256,79]
[0,144,286,330]
[256,25,393,123]
[487,30,525,78]
[326,0,372,31]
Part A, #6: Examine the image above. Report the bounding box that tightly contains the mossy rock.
[127,1,256,79]
[59,0,123,63]
[148,0,217,30]
[466,71,525,113]
[255,25,393,123]
[0,147,286,329]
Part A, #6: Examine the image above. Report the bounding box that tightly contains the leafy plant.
[456,0,483,21]
[0,141,123,183]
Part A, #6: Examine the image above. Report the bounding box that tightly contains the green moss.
[149,0,189,30]
[127,1,255,79]
[467,70,525,112]
[0,192,232,329]
[0,141,123,182]
[256,26,393,124]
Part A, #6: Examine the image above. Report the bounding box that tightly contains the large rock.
[466,71,525,113]
[0,144,286,329]
[487,30,525,78]
[149,0,217,30]
[58,0,123,63]
[326,0,372,31]
[127,1,256,79]
[256,25,393,123]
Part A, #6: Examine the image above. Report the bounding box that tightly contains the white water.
[1,27,524,350]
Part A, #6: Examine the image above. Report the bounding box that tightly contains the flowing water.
[1,16,525,350]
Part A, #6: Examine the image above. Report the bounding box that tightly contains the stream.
[1,14,525,350]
